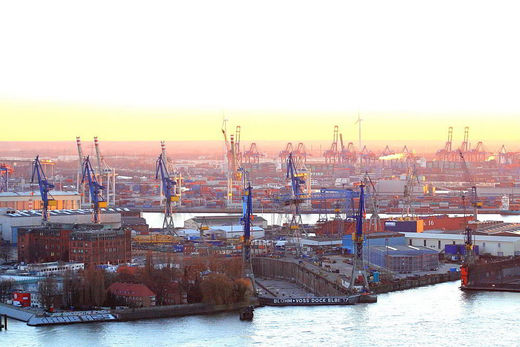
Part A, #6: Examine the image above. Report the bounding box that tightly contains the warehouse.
[368,245,439,273]
[0,208,123,243]
[402,232,520,257]
[0,191,81,210]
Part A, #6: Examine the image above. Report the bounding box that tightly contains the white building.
[0,208,123,243]
[21,262,85,276]
[402,232,520,257]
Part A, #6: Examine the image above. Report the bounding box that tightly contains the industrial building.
[0,191,80,210]
[368,245,439,273]
[0,208,123,243]
[402,232,520,257]
[184,215,268,230]
[342,232,406,254]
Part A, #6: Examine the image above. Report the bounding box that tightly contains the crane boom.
[31,156,55,223]
[156,153,177,234]
[81,156,105,224]
[459,150,481,221]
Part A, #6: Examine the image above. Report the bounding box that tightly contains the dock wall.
[252,258,347,296]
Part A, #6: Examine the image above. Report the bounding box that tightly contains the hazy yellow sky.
[1,99,519,144]
[1,1,520,143]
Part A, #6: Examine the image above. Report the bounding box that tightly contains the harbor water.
[2,281,520,346]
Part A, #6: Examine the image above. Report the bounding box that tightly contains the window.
[498,243,501,248]
[423,240,426,247]
[438,240,441,249]
[452,241,456,245]
[409,239,412,246]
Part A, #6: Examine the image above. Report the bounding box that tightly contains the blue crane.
[349,183,370,292]
[285,152,307,240]
[31,156,55,223]
[156,153,177,234]
[239,168,256,292]
[81,156,106,224]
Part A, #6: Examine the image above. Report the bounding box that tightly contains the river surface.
[2,281,520,346]
[143,212,520,229]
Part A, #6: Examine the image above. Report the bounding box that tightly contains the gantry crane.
[402,164,420,219]
[31,156,56,223]
[286,153,307,251]
[76,137,86,206]
[222,121,242,205]
[459,150,482,221]
[160,141,182,206]
[93,137,116,206]
[156,152,178,234]
[364,172,381,232]
[324,125,340,166]
[81,156,106,224]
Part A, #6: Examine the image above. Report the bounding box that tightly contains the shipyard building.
[18,223,131,266]
[0,208,123,243]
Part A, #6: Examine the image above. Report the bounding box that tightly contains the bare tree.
[38,277,58,311]
[0,279,14,302]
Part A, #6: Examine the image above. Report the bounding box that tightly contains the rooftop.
[402,232,520,243]
[1,208,128,218]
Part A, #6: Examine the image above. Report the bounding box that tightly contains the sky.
[1,0,520,144]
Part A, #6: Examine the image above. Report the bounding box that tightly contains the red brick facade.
[18,225,131,266]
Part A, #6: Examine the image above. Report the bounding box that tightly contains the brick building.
[107,282,156,307]
[18,226,71,263]
[69,229,131,266]
[18,224,131,266]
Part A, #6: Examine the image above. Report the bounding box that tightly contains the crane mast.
[31,156,55,223]
[76,137,85,207]
[222,122,242,206]
[93,137,116,206]
[286,153,307,252]
[350,183,370,292]
[156,152,177,235]
[240,170,255,290]
[81,156,106,224]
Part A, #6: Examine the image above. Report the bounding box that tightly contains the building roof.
[108,282,155,297]
[370,245,438,255]
[1,208,127,218]
[209,225,264,233]
[0,190,80,197]
[401,232,520,243]
[190,215,267,224]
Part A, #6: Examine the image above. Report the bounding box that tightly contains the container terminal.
[1,125,520,325]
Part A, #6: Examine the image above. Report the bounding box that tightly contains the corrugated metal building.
[0,191,80,210]
[402,232,520,257]
[368,245,439,273]
[342,232,406,254]
[0,208,123,243]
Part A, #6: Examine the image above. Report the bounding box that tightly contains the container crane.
[324,125,340,166]
[81,156,106,224]
[156,152,178,234]
[93,137,116,206]
[459,150,482,221]
[31,156,56,223]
